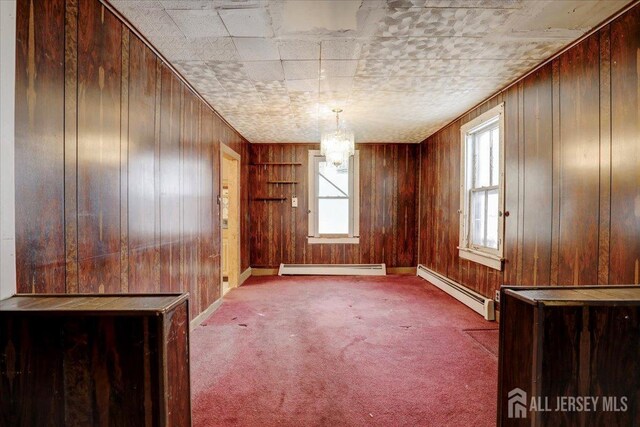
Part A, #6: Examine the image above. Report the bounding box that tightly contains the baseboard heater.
[278,263,386,276]
[416,264,495,321]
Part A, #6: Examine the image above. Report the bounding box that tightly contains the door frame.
[220,144,241,296]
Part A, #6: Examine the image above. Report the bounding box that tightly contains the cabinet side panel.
[165,301,191,425]
[588,306,640,425]
[498,293,534,426]
[0,314,65,425]
[539,306,581,425]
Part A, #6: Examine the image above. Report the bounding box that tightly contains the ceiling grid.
[110,0,628,143]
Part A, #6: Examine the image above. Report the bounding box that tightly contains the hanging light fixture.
[320,108,355,168]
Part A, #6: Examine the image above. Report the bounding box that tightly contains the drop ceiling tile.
[286,79,318,93]
[242,61,285,81]
[233,37,280,60]
[320,77,353,93]
[206,61,249,80]
[214,0,268,9]
[160,1,215,9]
[387,0,427,7]
[217,78,259,95]
[355,59,398,77]
[320,60,358,78]
[319,91,350,105]
[278,40,320,60]
[393,60,439,77]
[120,9,180,39]
[152,35,201,61]
[375,8,420,37]
[219,8,274,37]
[254,80,288,94]
[352,76,389,92]
[110,0,625,143]
[480,39,568,61]
[402,37,468,60]
[425,0,523,8]
[166,9,229,38]
[320,40,361,60]
[110,0,163,10]
[283,61,320,80]
[409,8,515,37]
[196,37,240,61]
[361,38,408,59]
[173,61,225,92]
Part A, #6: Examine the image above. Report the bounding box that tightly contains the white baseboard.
[190,297,223,330]
[417,264,495,321]
[239,267,252,285]
[278,263,386,276]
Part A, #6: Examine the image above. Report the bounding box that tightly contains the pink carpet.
[464,329,500,358]
[190,275,498,426]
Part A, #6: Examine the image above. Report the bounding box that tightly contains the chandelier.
[321,108,355,168]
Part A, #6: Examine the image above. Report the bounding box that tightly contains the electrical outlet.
[292,196,298,208]
[495,290,500,303]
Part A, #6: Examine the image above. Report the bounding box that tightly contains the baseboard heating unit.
[416,264,495,321]
[278,263,386,276]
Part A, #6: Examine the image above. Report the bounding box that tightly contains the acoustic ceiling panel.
[112,0,629,143]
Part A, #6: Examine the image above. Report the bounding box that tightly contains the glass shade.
[320,128,355,168]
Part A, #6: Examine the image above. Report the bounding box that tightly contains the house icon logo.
[508,388,527,419]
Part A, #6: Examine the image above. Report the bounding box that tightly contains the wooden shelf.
[252,197,287,202]
[268,181,299,184]
[251,162,302,166]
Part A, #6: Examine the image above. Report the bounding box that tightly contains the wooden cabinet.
[0,294,191,426]
[498,286,640,426]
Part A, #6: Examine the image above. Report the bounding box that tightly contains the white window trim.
[459,103,505,271]
[307,150,360,244]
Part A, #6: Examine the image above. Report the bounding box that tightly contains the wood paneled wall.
[249,143,418,268]
[14,0,249,318]
[418,4,640,298]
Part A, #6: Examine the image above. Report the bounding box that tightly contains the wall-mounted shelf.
[268,181,299,184]
[251,162,302,166]
[252,197,287,202]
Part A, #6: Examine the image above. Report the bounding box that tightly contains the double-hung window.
[307,150,359,244]
[459,103,504,270]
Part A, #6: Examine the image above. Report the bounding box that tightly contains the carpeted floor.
[190,275,498,426]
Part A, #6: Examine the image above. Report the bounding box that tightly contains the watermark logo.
[508,388,528,419]
[507,388,628,418]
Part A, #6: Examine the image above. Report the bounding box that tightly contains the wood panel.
[159,64,182,293]
[14,0,250,319]
[249,143,418,268]
[128,34,159,293]
[419,3,640,298]
[520,65,553,286]
[557,35,601,286]
[181,88,200,317]
[76,1,122,294]
[199,108,217,307]
[609,5,640,285]
[15,0,66,293]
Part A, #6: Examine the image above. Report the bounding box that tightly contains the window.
[459,103,504,270]
[308,150,359,244]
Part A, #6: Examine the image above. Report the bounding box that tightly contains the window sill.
[308,237,359,244]
[458,247,503,271]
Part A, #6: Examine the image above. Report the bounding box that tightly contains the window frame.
[307,150,360,244]
[459,103,505,270]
